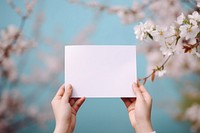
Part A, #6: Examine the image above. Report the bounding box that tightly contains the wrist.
[54,124,72,133]
[135,121,153,133]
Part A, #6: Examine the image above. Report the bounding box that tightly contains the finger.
[127,103,136,113]
[73,97,85,112]
[139,85,148,93]
[130,98,136,102]
[70,98,78,106]
[132,83,144,100]
[139,85,152,102]
[69,98,76,106]
[137,79,141,87]
[54,84,65,100]
[121,98,131,108]
[63,84,72,103]
[139,85,150,97]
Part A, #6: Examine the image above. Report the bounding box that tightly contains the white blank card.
[65,45,137,98]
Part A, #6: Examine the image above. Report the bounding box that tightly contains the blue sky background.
[0,0,192,133]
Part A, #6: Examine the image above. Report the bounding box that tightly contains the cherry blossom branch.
[0,17,25,64]
[7,0,36,19]
[0,0,36,61]
[6,0,36,44]
[67,0,157,24]
[135,8,200,85]
[0,1,37,90]
[138,55,172,85]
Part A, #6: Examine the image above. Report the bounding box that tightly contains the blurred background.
[0,0,200,133]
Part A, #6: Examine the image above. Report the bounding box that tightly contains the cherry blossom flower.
[134,21,154,40]
[117,10,135,24]
[151,26,168,44]
[197,0,200,7]
[179,24,199,44]
[188,11,200,25]
[160,44,175,56]
[184,104,200,132]
[176,13,186,25]
[157,69,167,77]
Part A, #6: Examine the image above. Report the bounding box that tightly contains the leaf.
[142,78,147,85]
[183,19,190,25]
[175,36,180,45]
[147,32,153,40]
[197,32,200,37]
[183,45,192,53]
[151,70,156,82]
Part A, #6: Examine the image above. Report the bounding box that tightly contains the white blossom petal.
[157,69,167,77]
[177,13,185,25]
[134,21,155,41]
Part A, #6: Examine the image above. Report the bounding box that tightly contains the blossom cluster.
[0,89,52,132]
[7,0,36,18]
[68,0,150,24]
[68,0,190,25]
[138,42,200,78]
[184,103,200,132]
[134,11,200,78]
[178,84,200,133]
[0,25,35,81]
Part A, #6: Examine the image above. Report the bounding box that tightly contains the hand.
[121,83,153,133]
[51,84,85,133]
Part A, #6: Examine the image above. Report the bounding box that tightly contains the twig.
[138,55,172,85]
[67,0,158,23]
[2,0,36,89]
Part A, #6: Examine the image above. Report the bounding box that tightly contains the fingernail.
[132,84,136,90]
[137,80,140,87]
[132,82,137,87]
[132,83,138,91]
[67,84,72,90]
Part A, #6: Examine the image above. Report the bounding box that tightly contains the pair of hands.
[51,83,153,133]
